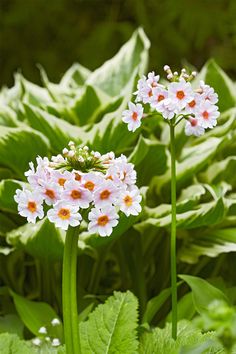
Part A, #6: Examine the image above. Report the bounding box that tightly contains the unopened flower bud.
[62,148,69,155]
[68,150,75,158]
[68,141,75,147]
[32,338,41,346]
[38,326,47,334]
[164,65,170,71]
[51,318,60,326]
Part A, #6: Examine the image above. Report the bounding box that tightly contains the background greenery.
[1,0,236,87]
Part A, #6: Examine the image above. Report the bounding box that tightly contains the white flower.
[25,159,51,188]
[38,326,47,334]
[51,318,60,326]
[110,156,137,186]
[185,118,205,137]
[52,338,61,347]
[62,180,93,208]
[184,92,202,114]
[200,80,218,104]
[88,206,119,237]
[119,188,142,216]
[93,180,119,208]
[32,338,41,346]
[14,189,44,223]
[157,98,177,120]
[39,181,62,206]
[50,170,73,188]
[196,101,220,129]
[82,172,104,192]
[122,102,143,132]
[168,78,194,110]
[47,201,82,230]
[150,86,168,111]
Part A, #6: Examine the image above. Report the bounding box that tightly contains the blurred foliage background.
[1,0,236,87]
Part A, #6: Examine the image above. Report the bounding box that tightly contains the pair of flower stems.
[62,120,178,353]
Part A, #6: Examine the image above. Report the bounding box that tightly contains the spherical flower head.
[195,100,220,129]
[122,102,143,132]
[168,78,194,110]
[93,180,119,208]
[200,80,218,104]
[47,201,82,230]
[185,118,205,137]
[88,206,119,237]
[14,189,44,223]
[119,187,142,216]
[62,180,93,208]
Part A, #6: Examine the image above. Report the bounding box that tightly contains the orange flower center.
[27,201,37,213]
[58,178,66,186]
[106,175,113,181]
[176,90,185,100]
[71,190,81,199]
[45,189,55,199]
[132,112,138,121]
[100,189,111,200]
[202,111,209,119]
[188,99,196,108]
[148,90,153,97]
[124,195,133,206]
[58,208,70,220]
[157,94,165,102]
[84,181,95,191]
[75,173,82,182]
[97,215,109,226]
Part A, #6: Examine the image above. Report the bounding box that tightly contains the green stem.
[170,121,177,340]
[62,226,81,354]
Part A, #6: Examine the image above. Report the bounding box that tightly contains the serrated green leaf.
[80,291,139,354]
[0,333,37,354]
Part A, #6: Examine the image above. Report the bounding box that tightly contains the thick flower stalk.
[122,66,219,339]
[14,143,142,353]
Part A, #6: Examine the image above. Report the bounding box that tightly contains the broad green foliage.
[1,29,236,352]
[79,291,139,354]
[139,320,219,354]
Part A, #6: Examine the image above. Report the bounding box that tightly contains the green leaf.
[0,125,49,178]
[23,104,86,153]
[139,320,216,354]
[87,28,150,97]
[7,218,65,261]
[0,333,37,354]
[196,59,236,112]
[10,290,63,339]
[80,291,139,354]
[0,314,24,337]
[179,228,236,263]
[179,275,229,315]
[142,287,171,324]
[0,179,25,213]
[129,136,168,186]
[60,63,91,88]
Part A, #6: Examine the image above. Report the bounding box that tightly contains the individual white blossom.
[196,100,220,129]
[185,118,205,137]
[14,189,44,223]
[51,318,60,326]
[119,187,142,216]
[122,101,143,132]
[88,206,119,237]
[62,180,93,208]
[47,201,82,230]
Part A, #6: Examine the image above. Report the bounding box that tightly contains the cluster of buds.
[32,318,61,347]
[122,66,219,136]
[14,143,142,236]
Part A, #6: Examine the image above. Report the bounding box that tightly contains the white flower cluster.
[32,318,61,347]
[122,66,219,136]
[14,143,142,236]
